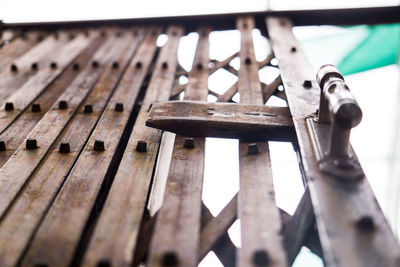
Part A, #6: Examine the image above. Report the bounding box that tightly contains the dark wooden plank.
[82,26,183,267]
[0,28,139,267]
[236,16,287,267]
[0,31,106,168]
[21,28,158,267]
[147,27,210,267]
[267,17,400,267]
[146,100,293,140]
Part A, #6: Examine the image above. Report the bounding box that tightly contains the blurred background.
[1,1,399,266]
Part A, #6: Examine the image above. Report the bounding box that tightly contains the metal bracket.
[307,64,364,181]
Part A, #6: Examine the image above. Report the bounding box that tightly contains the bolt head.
[31,62,38,71]
[59,100,68,110]
[93,140,105,151]
[32,103,41,112]
[26,138,37,150]
[356,216,375,232]
[162,251,179,266]
[245,57,251,65]
[92,60,99,68]
[112,61,119,69]
[135,61,142,69]
[136,141,147,152]
[115,103,124,112]
[59,142,71,153]
[303,80,312,88]
[10,64,18,72]
[73,63,80,71]
[5,102,14,111]
[0,141,6,151]
[184,138,195,149]
[50,62,57,69]
[291,47,297,52]
[162,62,168,70]
[252,250,270,266]
[247,143,259,155]
[84,104,93,113]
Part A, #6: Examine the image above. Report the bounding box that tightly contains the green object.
[338,24,400,75]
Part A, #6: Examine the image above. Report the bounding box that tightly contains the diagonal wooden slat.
[82,26,183,267]
[262,76,282,103]
[236,16,287,267]
[267,17,400,267]
[209,52,239,75]
[217,82,238,102]
[147,27,211,267]
[21,28,155,267]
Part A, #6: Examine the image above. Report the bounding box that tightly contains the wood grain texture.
[147,27,211,267]
[20,28,148,267]
[237,16,287,267]
[267,16,400,267]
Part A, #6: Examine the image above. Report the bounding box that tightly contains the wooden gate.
[0,6,399,267]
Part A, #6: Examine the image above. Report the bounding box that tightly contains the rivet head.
[247,143,259,155]
[303,80,312,88]
[162,251,179,266]
[58,100,68,110]
[50,62,57,69]
[115,103,124,112]
[31,62,38,71]
[252,250,270,266]
[162,62,168,70]
[26,138,38,150]
[59,142,71,153]
[184,138,195,149]
[92,60,99,68]
[136,141,147,152]
[32,103,41,112]
[245,57,251,65]
[5,102,14,111]
[291,47,297,52]
[0,141,6,151]
[10,64,18,72]
[112,61,119,69]
[93,140,105,151]
[356,216,375,231]
[84,104,93,113]
[73,63,80,71]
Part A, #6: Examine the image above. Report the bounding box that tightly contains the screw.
[136,61,142,69]
[162,62,168,70]
[84,104,93,113]
[247,143,259,155]
[10,64,18,72]
[31,62,38,71]
[245,57,251,65]
[136,141,147,152]
[59,142,71,153]
[291,47,297,53]
[26,138,37,150]
[93,140,105,151]
[59,100,68,110]
[0,141,6,151]
[32,103,41,112]
[73,63,80,71]
[115,103,124,112]
[112,61,119,69]
[303,80,312,88]
[162,251,179,266]
[50,62,57,69]
[5,102,14,111]
[92,60,99,68]
[356,216,375,232]
[184,138,195,149]
[252,250,270,266]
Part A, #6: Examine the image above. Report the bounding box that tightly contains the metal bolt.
[96,259,111,267]
[356,216,375,232]
[291,47,297,53]
[115,103,124,112]
[32,103,41,112]
[196,63,203,70]
[59,142,71,153]
[136,61,142,69]
[31,62,38,71]
[245,57,251,65]
[92,60,99,68]
[136,141,147,152]
[184,138,195,149]
[0,140,6,151]
[252,250,270,266]
[247,143,259,155]
[5,102,14,111]
[73,63,80,71]
[162,251,179,266]
[303,80,312,88]
[26,138,37,150]
[93,140,105,151]
[162,62,168,70]
[10,64,18,72]
[112,61,119,69]
[59,100,68,110]
[50,62,57,69]
[84,104,93,113]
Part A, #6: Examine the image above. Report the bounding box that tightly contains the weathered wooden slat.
[147,27,210,267]
[209,52,238,75]
[22,28,158,267]
[267,17,400,267]
[0,32,106,168]
[217,81,238,102]
[82,26,183,267]
[0,28,139,267]
[262,76,282,103]
[237,16,287,267]
[146,100,293,140]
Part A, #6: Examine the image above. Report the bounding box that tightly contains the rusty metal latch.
[306,64,364,180]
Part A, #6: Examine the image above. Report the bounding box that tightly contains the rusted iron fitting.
[316,64,362,159]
